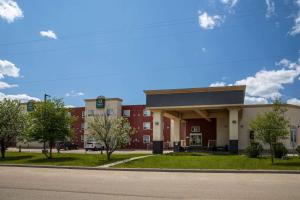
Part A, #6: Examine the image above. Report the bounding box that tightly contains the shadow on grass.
[29,157,78,163]
[0,155,34,161]
[273,162,300,167]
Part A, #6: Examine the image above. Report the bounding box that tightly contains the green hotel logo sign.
[96,96,105,108]
[27,101,34,112]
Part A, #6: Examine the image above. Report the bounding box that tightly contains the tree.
[26,98,74,159]
[250,99,290,163]
[0,99,26,159]
[88,114,134,160]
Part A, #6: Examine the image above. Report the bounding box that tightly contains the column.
[229,108,239,154]
[152,111,164,154]
[170,118,180,147]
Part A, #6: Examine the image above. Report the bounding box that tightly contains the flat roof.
[84,98,123,102]
[144,85,246,95]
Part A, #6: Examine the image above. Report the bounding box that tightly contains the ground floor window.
[290,127,297,144]
[143,135,151,143]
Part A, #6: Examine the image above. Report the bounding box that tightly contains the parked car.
[56,141,78,150]
[84,141,104,151]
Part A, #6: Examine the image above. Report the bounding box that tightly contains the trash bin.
[173,141,180,152]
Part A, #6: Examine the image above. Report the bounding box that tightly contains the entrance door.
[190,133,202,146]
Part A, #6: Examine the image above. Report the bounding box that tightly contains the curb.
[1,164,300,174]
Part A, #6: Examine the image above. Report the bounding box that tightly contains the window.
[81,135,84,142]
[249,130,255,141]
[87,110,94,116]
[291,127,297,144]
[106,108,114,116]
[143,122,151,130]
[123,110,130,117]
[143,135,151,143]
[82,111,85,118]
[81,123,85,130]
[143,109,151,117]
[191,126,200,133]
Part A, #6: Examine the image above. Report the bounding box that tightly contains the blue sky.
[0,0,300,107]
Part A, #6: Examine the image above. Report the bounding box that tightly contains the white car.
[84,141,104,151]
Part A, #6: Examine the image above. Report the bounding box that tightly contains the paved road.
[0,167,299,200]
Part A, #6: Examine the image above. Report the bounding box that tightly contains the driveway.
[0,166,299,200]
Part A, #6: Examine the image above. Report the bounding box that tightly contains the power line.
[0,6,295,47]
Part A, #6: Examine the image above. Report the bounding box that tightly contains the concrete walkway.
[97,155,153,168]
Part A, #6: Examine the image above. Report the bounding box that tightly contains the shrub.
[273,143,288,158]
[245,142,263,158]
[296,146,300,156]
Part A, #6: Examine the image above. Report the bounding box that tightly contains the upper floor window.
[106,108,114,116]
[291,127,297,144]
[249,130,255,141]
[143,122,151,130]
[143,109,151,117]
[87,110,94,116]
[123,110,130,117]
[81,123,85,130]
[82,111,85,118]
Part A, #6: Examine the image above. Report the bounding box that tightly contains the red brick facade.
[69,105,171,149]
[122,105,171,149]
[69,107,85,148]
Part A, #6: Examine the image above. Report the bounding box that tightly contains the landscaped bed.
[0,152,144,167]
[115,152,300,170]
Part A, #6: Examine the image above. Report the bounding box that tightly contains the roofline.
[243,104,300,109]
[84,98,123,102]
[143,85,246,95]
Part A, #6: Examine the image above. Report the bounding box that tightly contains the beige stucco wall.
[84,98,122,139]
[239,105,300,150]
[209,111,229,147]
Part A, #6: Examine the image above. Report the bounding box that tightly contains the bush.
[273,143,288,158]
[296,146,300,156]
[245,142,263,158]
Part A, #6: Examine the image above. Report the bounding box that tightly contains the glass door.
[190,133,202,146]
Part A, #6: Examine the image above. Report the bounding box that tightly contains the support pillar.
[152,111,164,154]
[229,108,239,154]
[170,118,180,147]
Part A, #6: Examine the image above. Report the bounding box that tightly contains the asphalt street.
[0,167,299,200]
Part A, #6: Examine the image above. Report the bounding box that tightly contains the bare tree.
[88,114,134,160]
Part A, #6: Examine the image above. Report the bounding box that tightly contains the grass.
[0,152,144,167]
[116,152,300,170]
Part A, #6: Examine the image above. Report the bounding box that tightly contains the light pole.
[43,94,51,152]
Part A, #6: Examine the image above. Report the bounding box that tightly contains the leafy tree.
[250,99,290,163]
[88,114,134,160]
[26,98,74,159]
[0,99,26,158]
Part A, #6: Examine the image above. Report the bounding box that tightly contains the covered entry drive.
[144,85,246,154]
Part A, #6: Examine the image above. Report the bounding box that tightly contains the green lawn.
[116,152,300,170]
[0,152,144,167]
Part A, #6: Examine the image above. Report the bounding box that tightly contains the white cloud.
[65,105,75,108]
[201,47,206,52]
[289,0,300,35]
[210,81,226,87]
[65,90,84,97]
[40,30,58,39]
[198,12,225,30]
[0,59,20,79]
[0,92,39,103]
[287,98,300,106]
[0,81,17,89]
[235,66,300,98]
[245,96,268,104]
[210,57,300,104]
[0,0,23,23]
[220,0,239,8]
[265,0,275,18]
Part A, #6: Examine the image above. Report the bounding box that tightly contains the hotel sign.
[27,101,34,112]
[96,96,105,108]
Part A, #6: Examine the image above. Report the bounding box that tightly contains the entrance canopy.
[144,85,246,154]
